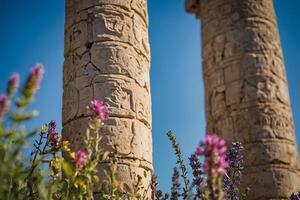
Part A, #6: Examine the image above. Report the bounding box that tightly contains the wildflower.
[189,154,203,199]
[50,157,60,177]
[75,150,88,169]
[0,95,9,122]
[226,142,244,183]
[6,73,20,96]
[170,168,180,200]
[195,134,228,200]
[61,140,71,152]
[167,131,190,199]
[48,120,56,132]
[47,120,60,149]
[48,132,60,148]
[88,99,109,121]
[223,142,244,200]
[195,134,228,176]
[290,193,300,200]
[69,152,75,160]
[22,64,44,98]
[40,124,47,134]
[92,175,99,183]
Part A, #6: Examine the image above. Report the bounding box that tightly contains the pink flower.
[74,150,88,169]
[6,73,20,96]
[30,63,44,91]
[0,95,9,121]
[195,134,228,177]
[23,64,44,98]
[89,99,109,121]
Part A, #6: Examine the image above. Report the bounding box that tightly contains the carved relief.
[94,8,128,39]
[68,22,88,55]
[197,0,300,198]
[93,5,149,58]
[100,13,125,34]
[90,44,149,88]
[62,82,79,124]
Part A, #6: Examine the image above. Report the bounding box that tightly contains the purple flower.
[74,150,88,169]
[6,73,20,96]
[22,64,44,98]
[0,94,9,122]
[195,134,228,176]
[48,120,57,132]
[170,168,180,200]
[223,142,244,200]
[47,120,60,149]
[290,193,300,200]
[88,99,109,121]
[189,154,203,199]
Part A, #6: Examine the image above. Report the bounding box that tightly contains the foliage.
[160,132,249,200]
[0,66,143,200]
[0,66,251,200]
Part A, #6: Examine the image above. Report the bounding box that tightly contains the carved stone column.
[62,0,152,194]
[186,0,300,198]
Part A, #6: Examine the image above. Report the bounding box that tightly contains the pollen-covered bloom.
[74,150,88,169]
[89,99,109,121]
[22,64,44,98]
[40,124,47,135]
[6,73,20,96]
[50,157,60,177]
[195,134,228,176]
[61,140,71,152]
[0,94,9,122]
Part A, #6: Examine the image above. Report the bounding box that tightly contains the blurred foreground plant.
[0,65,145,200]
[0,65,250,200]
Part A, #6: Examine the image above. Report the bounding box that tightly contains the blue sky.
[0,0,299,192]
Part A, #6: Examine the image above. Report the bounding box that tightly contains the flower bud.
[0,95,9,122]
[6,73,20,96]
[22,64,44,99]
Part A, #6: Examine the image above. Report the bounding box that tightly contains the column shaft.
[187,0,300,198]
[63,0,152,194]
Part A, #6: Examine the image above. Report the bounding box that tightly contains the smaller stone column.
[186,0,300,199]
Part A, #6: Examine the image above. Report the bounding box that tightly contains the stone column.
[186,0,300,198]
[62,0,152,194]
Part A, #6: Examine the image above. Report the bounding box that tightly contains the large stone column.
[62,0,152,194]
[186,0,300,198]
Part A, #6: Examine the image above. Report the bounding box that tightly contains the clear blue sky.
[0,0,299,192]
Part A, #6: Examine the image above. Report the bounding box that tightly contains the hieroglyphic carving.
[63,0,152,196]
[186,0,300,198]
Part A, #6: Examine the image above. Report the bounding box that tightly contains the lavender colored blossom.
[47,120,60,149]
[170,168,180,200]
[290,192,300,200]
[223,142,244,200]
[0,94,9,121]
[88,99,109,121]
[6,73,20,96]
[189,154,203,199]
[74,150,88,169]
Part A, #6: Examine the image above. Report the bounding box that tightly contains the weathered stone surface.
[187,0,300,198]
[63,0,152,196]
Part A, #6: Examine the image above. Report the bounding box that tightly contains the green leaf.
[10,110,39,122]
[26,129,38,139]
[62,159,74,178]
